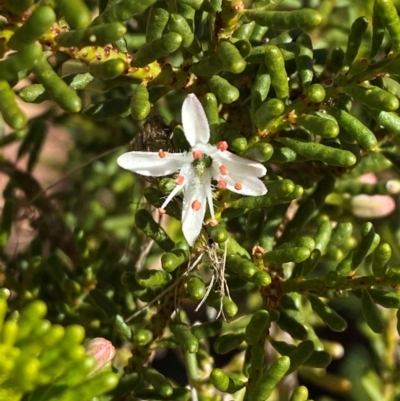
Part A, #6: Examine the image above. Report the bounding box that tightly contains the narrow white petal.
[160,184,183,210]
[117,151,188,176]
[217,151,267,177]
[181,167,209,245]
[204,170,215,220]
[212,163,267,196]
[160,163,192,210]
[182,94,210,146]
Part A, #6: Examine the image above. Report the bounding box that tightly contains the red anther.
[158,149,166,158]
[217,179,227,189]
[219,165,229,175]
[234,182,243,190]
[175,175,185,185]
[192,150,204,159]
[209,220,218,227]
[158,208,166,214]
[191,200,202,211]
[217,141,228,151]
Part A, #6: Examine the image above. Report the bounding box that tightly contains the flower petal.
[212,163,267,196]
[181,166,210,245]
[182,94,210,146]
[206,182,215,220]
[160,162,192,210]
[117,151,188,176]
[217,151,267,177]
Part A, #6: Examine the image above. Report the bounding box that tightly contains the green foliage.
[2,0,400,400]
[0,298,118,401]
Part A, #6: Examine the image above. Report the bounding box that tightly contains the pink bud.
[359,173,377,184]
[351,195,396,218]
[84,337,115,374]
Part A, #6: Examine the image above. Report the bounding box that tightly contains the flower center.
[192,150,203,159]
[193,154,212,176]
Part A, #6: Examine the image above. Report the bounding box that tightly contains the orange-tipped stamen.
[191,200,202,211]
[158,149,166,158]
[217,179,227,189]
[217,141,228,151]
[234,182,243,190]
[192,150,204,159]
[175,175,185,185]
[219,165,229,175]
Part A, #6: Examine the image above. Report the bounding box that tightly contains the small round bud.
[84,337,115,374]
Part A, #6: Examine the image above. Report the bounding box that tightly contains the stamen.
[175,175,185,185]
[208,219,218,227]
[234,182,243,190]
[217,179,227,189]
[158,208,166,214]
[192,150,203,159]
[191,200,202,211]
[217,141,228,151]
[219,165,229,175]
[158,149,166,158]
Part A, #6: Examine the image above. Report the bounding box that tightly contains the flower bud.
[359,173,377,184]
[84,337,115,374]
[350,194,395,218]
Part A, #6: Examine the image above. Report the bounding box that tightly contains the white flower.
[117,94,267,246]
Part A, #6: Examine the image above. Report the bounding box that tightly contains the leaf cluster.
[2,0,400,400]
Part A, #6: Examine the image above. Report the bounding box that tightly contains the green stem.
[185,351,199,382]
